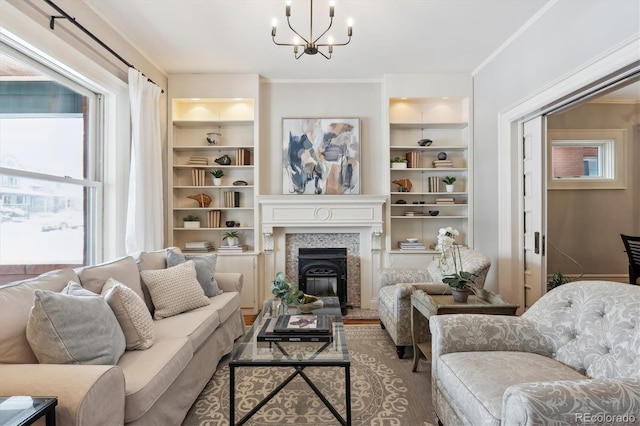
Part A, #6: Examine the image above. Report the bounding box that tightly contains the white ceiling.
[85,0,551,80]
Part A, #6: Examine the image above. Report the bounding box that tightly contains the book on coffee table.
[257,316,333,343]
[274,314,331,334]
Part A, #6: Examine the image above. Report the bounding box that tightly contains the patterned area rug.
[183,325,437,425]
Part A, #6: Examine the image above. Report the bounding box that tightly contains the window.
[547,129,627,190]
[0,44,102,267]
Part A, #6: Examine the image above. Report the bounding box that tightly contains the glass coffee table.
[0,396,57,426]
[229,296,351,425]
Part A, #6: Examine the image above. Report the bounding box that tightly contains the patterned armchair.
[430,281,640,425]
[377,248,491,358]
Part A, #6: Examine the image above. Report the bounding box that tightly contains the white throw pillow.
[102,278,154,350]
[140,260,210,320]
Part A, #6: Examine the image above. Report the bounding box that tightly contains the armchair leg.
[396,346,406,359]
[380,320,385,330]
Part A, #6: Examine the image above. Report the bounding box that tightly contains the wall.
[259,81,383,196]
[546,102,640,276]
[473,0,640,293]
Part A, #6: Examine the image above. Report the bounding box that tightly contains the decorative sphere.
[437,152,447,160]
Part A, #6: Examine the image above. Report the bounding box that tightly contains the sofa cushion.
[26,282,126,365]
[79,256,145,302]
[153,308,220,352]
[140,260,210,320]
[438,351,586,425]
[166,250,222,297]
[117,337,192,423]
[196,291,241,324]
[102,278,154,350]
[0,268,79,364]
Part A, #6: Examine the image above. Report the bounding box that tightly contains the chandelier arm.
[272,37,299,47]
[316,49,331,60]
[312,17,333,45]
[295,50,306,60]
[286,15,310,44]
[317,36,352,48]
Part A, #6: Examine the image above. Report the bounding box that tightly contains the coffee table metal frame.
[229,297,351,425]
[0,396,57,426]
[411,287,519,372]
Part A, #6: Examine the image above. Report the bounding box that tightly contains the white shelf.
[390,145,467,150]
[390,122,468,129]
[173,119,253,128]
[173,145,254,151]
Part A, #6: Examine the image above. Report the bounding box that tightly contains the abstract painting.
[282,118,360,195]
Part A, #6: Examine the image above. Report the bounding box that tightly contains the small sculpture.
[392,179,412,192]
[418,139,433,146]
[206,132,221,145]
[215,155,232,165]
[187,193,212,207]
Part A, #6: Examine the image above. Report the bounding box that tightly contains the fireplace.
[298,248,347,314]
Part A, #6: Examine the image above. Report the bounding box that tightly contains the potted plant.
[183,215,200,228]
[547,272,571,291]
[271,272,297,315]
[391,156,408,169]
[442,176,456,192]
[437,227,477,302]
[222,230,240,246]
[210,169,224,186]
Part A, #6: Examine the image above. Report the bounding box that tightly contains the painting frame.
[282,118,360,195]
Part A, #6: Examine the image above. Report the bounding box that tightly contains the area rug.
[182,325,437,425]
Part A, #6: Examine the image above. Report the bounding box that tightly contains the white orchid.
[436,227,459,253]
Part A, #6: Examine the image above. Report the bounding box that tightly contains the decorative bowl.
[418,139,433,146]
[428,210,440,216]
[297,295,323,313]
[406,238,419,243]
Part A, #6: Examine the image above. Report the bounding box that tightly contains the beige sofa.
[430,281,640,425]
[0,248,245,425]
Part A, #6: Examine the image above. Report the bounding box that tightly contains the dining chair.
[620,234,640,285]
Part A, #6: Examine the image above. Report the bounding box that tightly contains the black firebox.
[297,248,347,315]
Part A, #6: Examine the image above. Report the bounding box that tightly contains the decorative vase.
[183,221,200,228]
[446,184,454,193]
[275,298,287,316]
[451,288,471,303]
[213,177,222,186]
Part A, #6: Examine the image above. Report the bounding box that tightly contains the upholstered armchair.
[377,247,491,358]
[430,281,640,425]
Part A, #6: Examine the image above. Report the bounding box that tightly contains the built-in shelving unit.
[384,90,472,268]
[167,74,261,313]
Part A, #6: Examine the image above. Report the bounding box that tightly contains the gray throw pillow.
[26,281,126,365]
[166,250,222,297]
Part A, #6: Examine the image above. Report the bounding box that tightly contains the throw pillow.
[166,250,222,297]
[102,278,154,350]
[79,256,145,302]
[26,282,126,365]
[140,260,210,320]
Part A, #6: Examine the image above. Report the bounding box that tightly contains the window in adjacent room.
[547,129,626,190]
[0,44,102,272]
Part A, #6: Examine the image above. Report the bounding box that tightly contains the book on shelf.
[224,191,240,208]
[217,244,247,252]
[398,242,425,249]
[188,156,209,165]
[428,176,440,192]
[406,151,420,168]
[257,317,333,343]
[435,197,455,205]
[183,241,214,253]
[235,148,251,166]
[191,168,206,186]
[432,160,454,168]
[206,210,221,228]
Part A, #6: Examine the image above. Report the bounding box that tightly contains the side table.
[411,288,519,372]
[0,396,57,426]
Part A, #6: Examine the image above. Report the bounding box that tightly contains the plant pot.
[451,288,471,303]
[391,162,408,169]
[183,221,200,228]
[213,178,222,186]
[226,237,238,246]
[445,184,455,193]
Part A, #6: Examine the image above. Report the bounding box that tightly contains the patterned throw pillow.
[26,282,126,365]
[166,250,222,297]
[102,278,154,350]
[140,260,210,320]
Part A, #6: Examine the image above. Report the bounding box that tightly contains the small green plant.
[222,230,239,241]
[210,169,224,178]
[391,156,408,163]
[183,215,200,221]
[271,272,304,304]
[547,272,571,291]
[442,176,457,185]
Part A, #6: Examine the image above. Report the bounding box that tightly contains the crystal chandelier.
[271,0,353,59]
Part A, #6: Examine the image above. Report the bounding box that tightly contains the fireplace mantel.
[258,195,386,236]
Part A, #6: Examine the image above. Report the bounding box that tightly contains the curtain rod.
[44,0,164,93]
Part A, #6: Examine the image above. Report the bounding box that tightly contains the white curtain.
[125,68,163,253]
